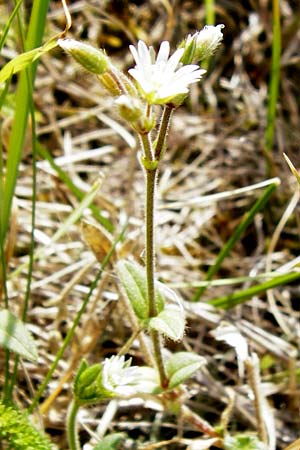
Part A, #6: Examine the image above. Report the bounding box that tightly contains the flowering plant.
[57,23,225,450]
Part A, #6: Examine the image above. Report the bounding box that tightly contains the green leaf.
[224,434,268,450]
[0,38,57,83]
[117,260,164,320]
[165,352,206,389]
[93,433,125,450]
[0,309,37,361]
[148,305,185,341]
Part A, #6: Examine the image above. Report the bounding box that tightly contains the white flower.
[102,355,159,396]
[102,355,138,396]
[128,40,206,105]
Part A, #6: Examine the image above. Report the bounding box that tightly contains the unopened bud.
[58,39,109,75]
[115,95,143,122]
[194,24,224,61]
[180,24,224,64]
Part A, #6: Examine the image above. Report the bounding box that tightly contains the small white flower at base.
[102,355,159,396]
[128,40,206,105]
[102,355,137,396]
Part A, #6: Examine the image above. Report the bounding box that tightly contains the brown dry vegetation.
[2,1,300,449]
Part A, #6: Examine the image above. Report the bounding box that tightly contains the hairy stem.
[145,168,157,318]
[154,105,173,160]
[67,399,80,450]
[140,132,153,161]
[145,167,168,387]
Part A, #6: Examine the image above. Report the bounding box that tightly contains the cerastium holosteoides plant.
[57,25,226,449]
[0,8,279,447]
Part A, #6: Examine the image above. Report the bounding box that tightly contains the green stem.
[154,105,173,160]
[145,167,168,388]
[141,106,175,389]
[140,132,153,161]
[151,329,168,388]
[146,168,157,318]
[67,399,80,450]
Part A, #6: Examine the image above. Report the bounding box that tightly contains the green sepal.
[73,360,114,405]
[165,352,206,389]
[148,305,185,341]
[117,260,164,320]
[180,37,197,65]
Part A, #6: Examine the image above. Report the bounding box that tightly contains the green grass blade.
[0,0,23,51]
[209,271,300,309]
[170,271,292,289]
[10,178,104,280]
[0,0,50,244]
[205,0,215,25]
[7,78,39,399]
[265,0,281,164]
[192,179,280,301]
[37,143,113,232]
[202,0,215,71]
[0,78,12,308]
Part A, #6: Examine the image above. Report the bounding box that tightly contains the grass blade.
[209,271,300,309]
[193,179,280,301]
[0,0,50,244]
[37,143,113,232]
[265,0,281,170]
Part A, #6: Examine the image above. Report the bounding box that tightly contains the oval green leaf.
[0,309,37,361]
[148,305,185,341]
[165,352,206,389]
[117,260,164,320]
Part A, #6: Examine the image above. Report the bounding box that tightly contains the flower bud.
[194,24,224,61]
[98,71,123,96]
[180,24,224,64]
[115,95,143,123]
[58,39,109,75]
[73,361,113,404]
